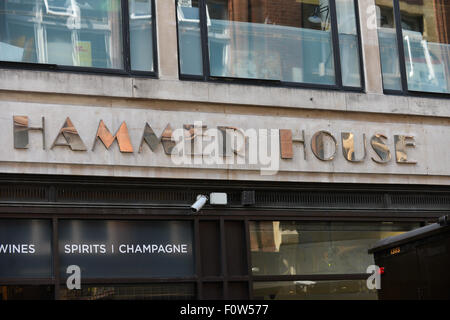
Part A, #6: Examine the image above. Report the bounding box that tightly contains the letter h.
[13,116,46,150]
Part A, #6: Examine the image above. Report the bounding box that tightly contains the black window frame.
[0,0,159,78]
[175,0,365,93]
[0,215,427,300]
[380,0,450,99]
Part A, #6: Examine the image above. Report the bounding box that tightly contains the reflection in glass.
[205,0,336,85]
[375,0,403,90]
[399,0,450,94]
[60,283,195,300]
[253,280,377,300]
[250,221,419,276]
[0,286,54,301]
[0,0,123,69]
[129,0,154,71]
[177,0,203,76]
[336,0,362,87]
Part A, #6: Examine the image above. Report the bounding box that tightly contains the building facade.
[0,0,449,300]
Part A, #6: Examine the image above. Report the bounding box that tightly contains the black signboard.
[59,220,195,279]
[0,219,53,278]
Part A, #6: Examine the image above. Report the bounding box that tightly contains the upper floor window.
[0,0,157,75]
[376,0,450,95]
[176,0,363,90]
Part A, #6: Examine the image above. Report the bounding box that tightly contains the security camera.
[191,195,208,213]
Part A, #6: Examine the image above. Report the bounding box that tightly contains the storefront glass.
[0,217,424,300]
[0,285,54,300]
[0,219,52,279]
[253,280,377,300]
[58,220,195,279]
[60,283,195,300]
[250,221,419,275]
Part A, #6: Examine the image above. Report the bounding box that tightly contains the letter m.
[139,123,175,155]
[92,120,133,153]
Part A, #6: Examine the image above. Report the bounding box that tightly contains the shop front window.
[376,0,450,94]
[250,221,419,300]
[59,283,195,300]
[177,0,363,89]
[0,285,54,300]
[0,219,53,279]
[253,280,377,300]
[0,0,156,74]
[0,218,195,300]
[250,221,419,276]
[58,220,195,279]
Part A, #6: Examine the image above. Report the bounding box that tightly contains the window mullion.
[353,0,365,90]
[393,0,408,93]
[52,217,60,300]
[151,0,158,75]
[122,0,132,73]
[199,0,210,80]
[329,0,343,88]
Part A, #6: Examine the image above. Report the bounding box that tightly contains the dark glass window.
[0,219,53,279]
[177,0,363,89]
[376,0,450,94]
[0,285,54,300]
[253,280,377,300]
[58,220,195,279]
[60,283,195,300]
[0,0,157,75]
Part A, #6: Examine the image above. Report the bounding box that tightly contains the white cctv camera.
[191,195,208,213]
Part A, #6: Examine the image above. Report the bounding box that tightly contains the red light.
[379,267,385,275]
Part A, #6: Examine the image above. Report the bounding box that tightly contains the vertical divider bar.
[174,0,182,77]
[151,0,159,75]
[353,0,366,90]
[220,218,228,299]
[122,0,131,73]
[329,0,343,88]
[52,217,60,300]
[393,0,408,93]
[244,219,253,300]
[199,0,211,80]
[194,217,203,299]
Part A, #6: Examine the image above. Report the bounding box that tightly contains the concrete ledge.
[0,162,449,186]
[1,69,449,118]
